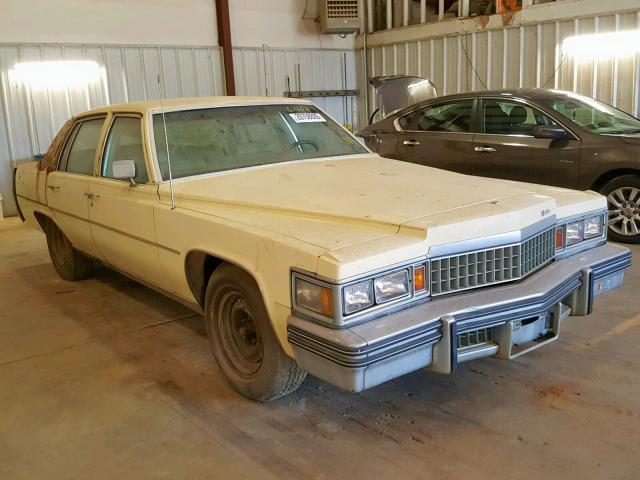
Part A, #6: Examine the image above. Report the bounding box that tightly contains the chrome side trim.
[49,206,181,255]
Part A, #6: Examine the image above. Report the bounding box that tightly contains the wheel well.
[184,251,225,308]
[33,211,53,232]
[591,169,640,192]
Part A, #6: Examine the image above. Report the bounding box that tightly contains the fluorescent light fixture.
[562,30,640,61]
[8,60,103,90]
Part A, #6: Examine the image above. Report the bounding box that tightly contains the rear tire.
[600,174,640,244]
[204,264,306,401]
[44,220,94,280]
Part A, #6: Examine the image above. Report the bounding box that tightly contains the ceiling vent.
[319,0,360,34]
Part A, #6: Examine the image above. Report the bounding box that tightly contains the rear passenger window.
[398,100,474,133]
[102,116,148,183]
[63,118,105,175]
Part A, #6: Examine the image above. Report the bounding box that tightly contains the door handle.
[474,146,497,153]
[84,192,100,199]
[47,185,61,190]
[403,139,421,146]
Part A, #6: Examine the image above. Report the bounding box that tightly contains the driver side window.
[398,100,474,133]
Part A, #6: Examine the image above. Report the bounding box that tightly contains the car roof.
[76,96,313,117]
[427,88,574,102]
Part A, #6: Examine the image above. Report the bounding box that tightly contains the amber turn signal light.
[414,265,426,292]
[321,287,333,316]
[555,226,565,250]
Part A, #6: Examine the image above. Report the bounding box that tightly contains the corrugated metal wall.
[359,10,640,125]
[0,43,357,216]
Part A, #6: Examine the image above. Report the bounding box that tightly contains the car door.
[87,114,163,284]
[471,98,581,188]
[394,98,477,173]
[46,116,107,259]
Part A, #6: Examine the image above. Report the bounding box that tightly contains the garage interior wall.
[358,1,640,126]
[0,0,357,217]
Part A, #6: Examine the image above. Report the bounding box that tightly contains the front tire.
[44,220,94,280]
[601,174,640,244]
[204,264,306,401]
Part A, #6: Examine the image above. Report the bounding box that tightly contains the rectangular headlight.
[374,270,410,304]
[584,215,604,239]
[295,278,333,317]
[343,280,374,315]
[565,221,584,246]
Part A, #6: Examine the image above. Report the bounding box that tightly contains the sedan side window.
[482,99,558,136]
[398,100,474,133]
[102,116,149,183]
[62,118,105,175]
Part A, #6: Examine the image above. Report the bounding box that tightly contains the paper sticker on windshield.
[289,112,326,123]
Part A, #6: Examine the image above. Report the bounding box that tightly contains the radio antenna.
[157,73,176,210]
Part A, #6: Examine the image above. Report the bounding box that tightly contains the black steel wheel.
[44,220,93,280]
[204,264,306,401]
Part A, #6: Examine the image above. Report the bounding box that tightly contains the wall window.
[102,117,148,183]
[398,100,474,132]
[62,118,105,175]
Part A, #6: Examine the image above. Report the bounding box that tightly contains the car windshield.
[152,104,367,179]
[541,92,640,135]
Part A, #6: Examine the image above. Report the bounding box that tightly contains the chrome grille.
[457,328,494,349]
[430,228,555,296]
[327,0,359,18]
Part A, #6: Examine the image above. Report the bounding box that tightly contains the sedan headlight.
[565,221,584,246]
[584,215,604,239]
[294,278,333,317]
[343,280,374,315]
[556,211,606,252]
[293,262,428,325]
[374,270,410,304]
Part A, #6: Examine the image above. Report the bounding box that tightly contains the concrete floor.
[1,218,639,480]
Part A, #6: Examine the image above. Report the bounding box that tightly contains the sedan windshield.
[152,104,367,179]
[541,92,640,135]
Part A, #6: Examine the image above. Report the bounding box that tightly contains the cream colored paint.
[15,97,609,355]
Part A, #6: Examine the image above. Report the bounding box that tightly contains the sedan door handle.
[474,146,497,153]
[47,185,61,190]
[403,139,421,146]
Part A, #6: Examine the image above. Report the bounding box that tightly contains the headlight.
[293,261,429,325]
[343,280,374,315]
[295,278,333,317]
[565,221,584,246]
[584,215,604,239]
[556,211,606,252]
[374,270,410,304]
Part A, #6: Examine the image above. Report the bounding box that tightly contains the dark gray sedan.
[358,88,640,243]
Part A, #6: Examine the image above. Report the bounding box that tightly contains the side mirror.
[112,160,136,183]
[532,125,567,140]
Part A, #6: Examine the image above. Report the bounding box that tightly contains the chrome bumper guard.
[287,244,631,392]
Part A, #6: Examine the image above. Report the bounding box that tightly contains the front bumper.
[287,243,631,392]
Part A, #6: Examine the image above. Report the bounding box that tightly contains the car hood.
[162,154,568,252]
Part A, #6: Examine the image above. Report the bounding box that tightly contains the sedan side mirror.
[112,160,137,185]
[532,125,567,140]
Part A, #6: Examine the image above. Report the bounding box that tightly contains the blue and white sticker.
[289,112,326,123]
